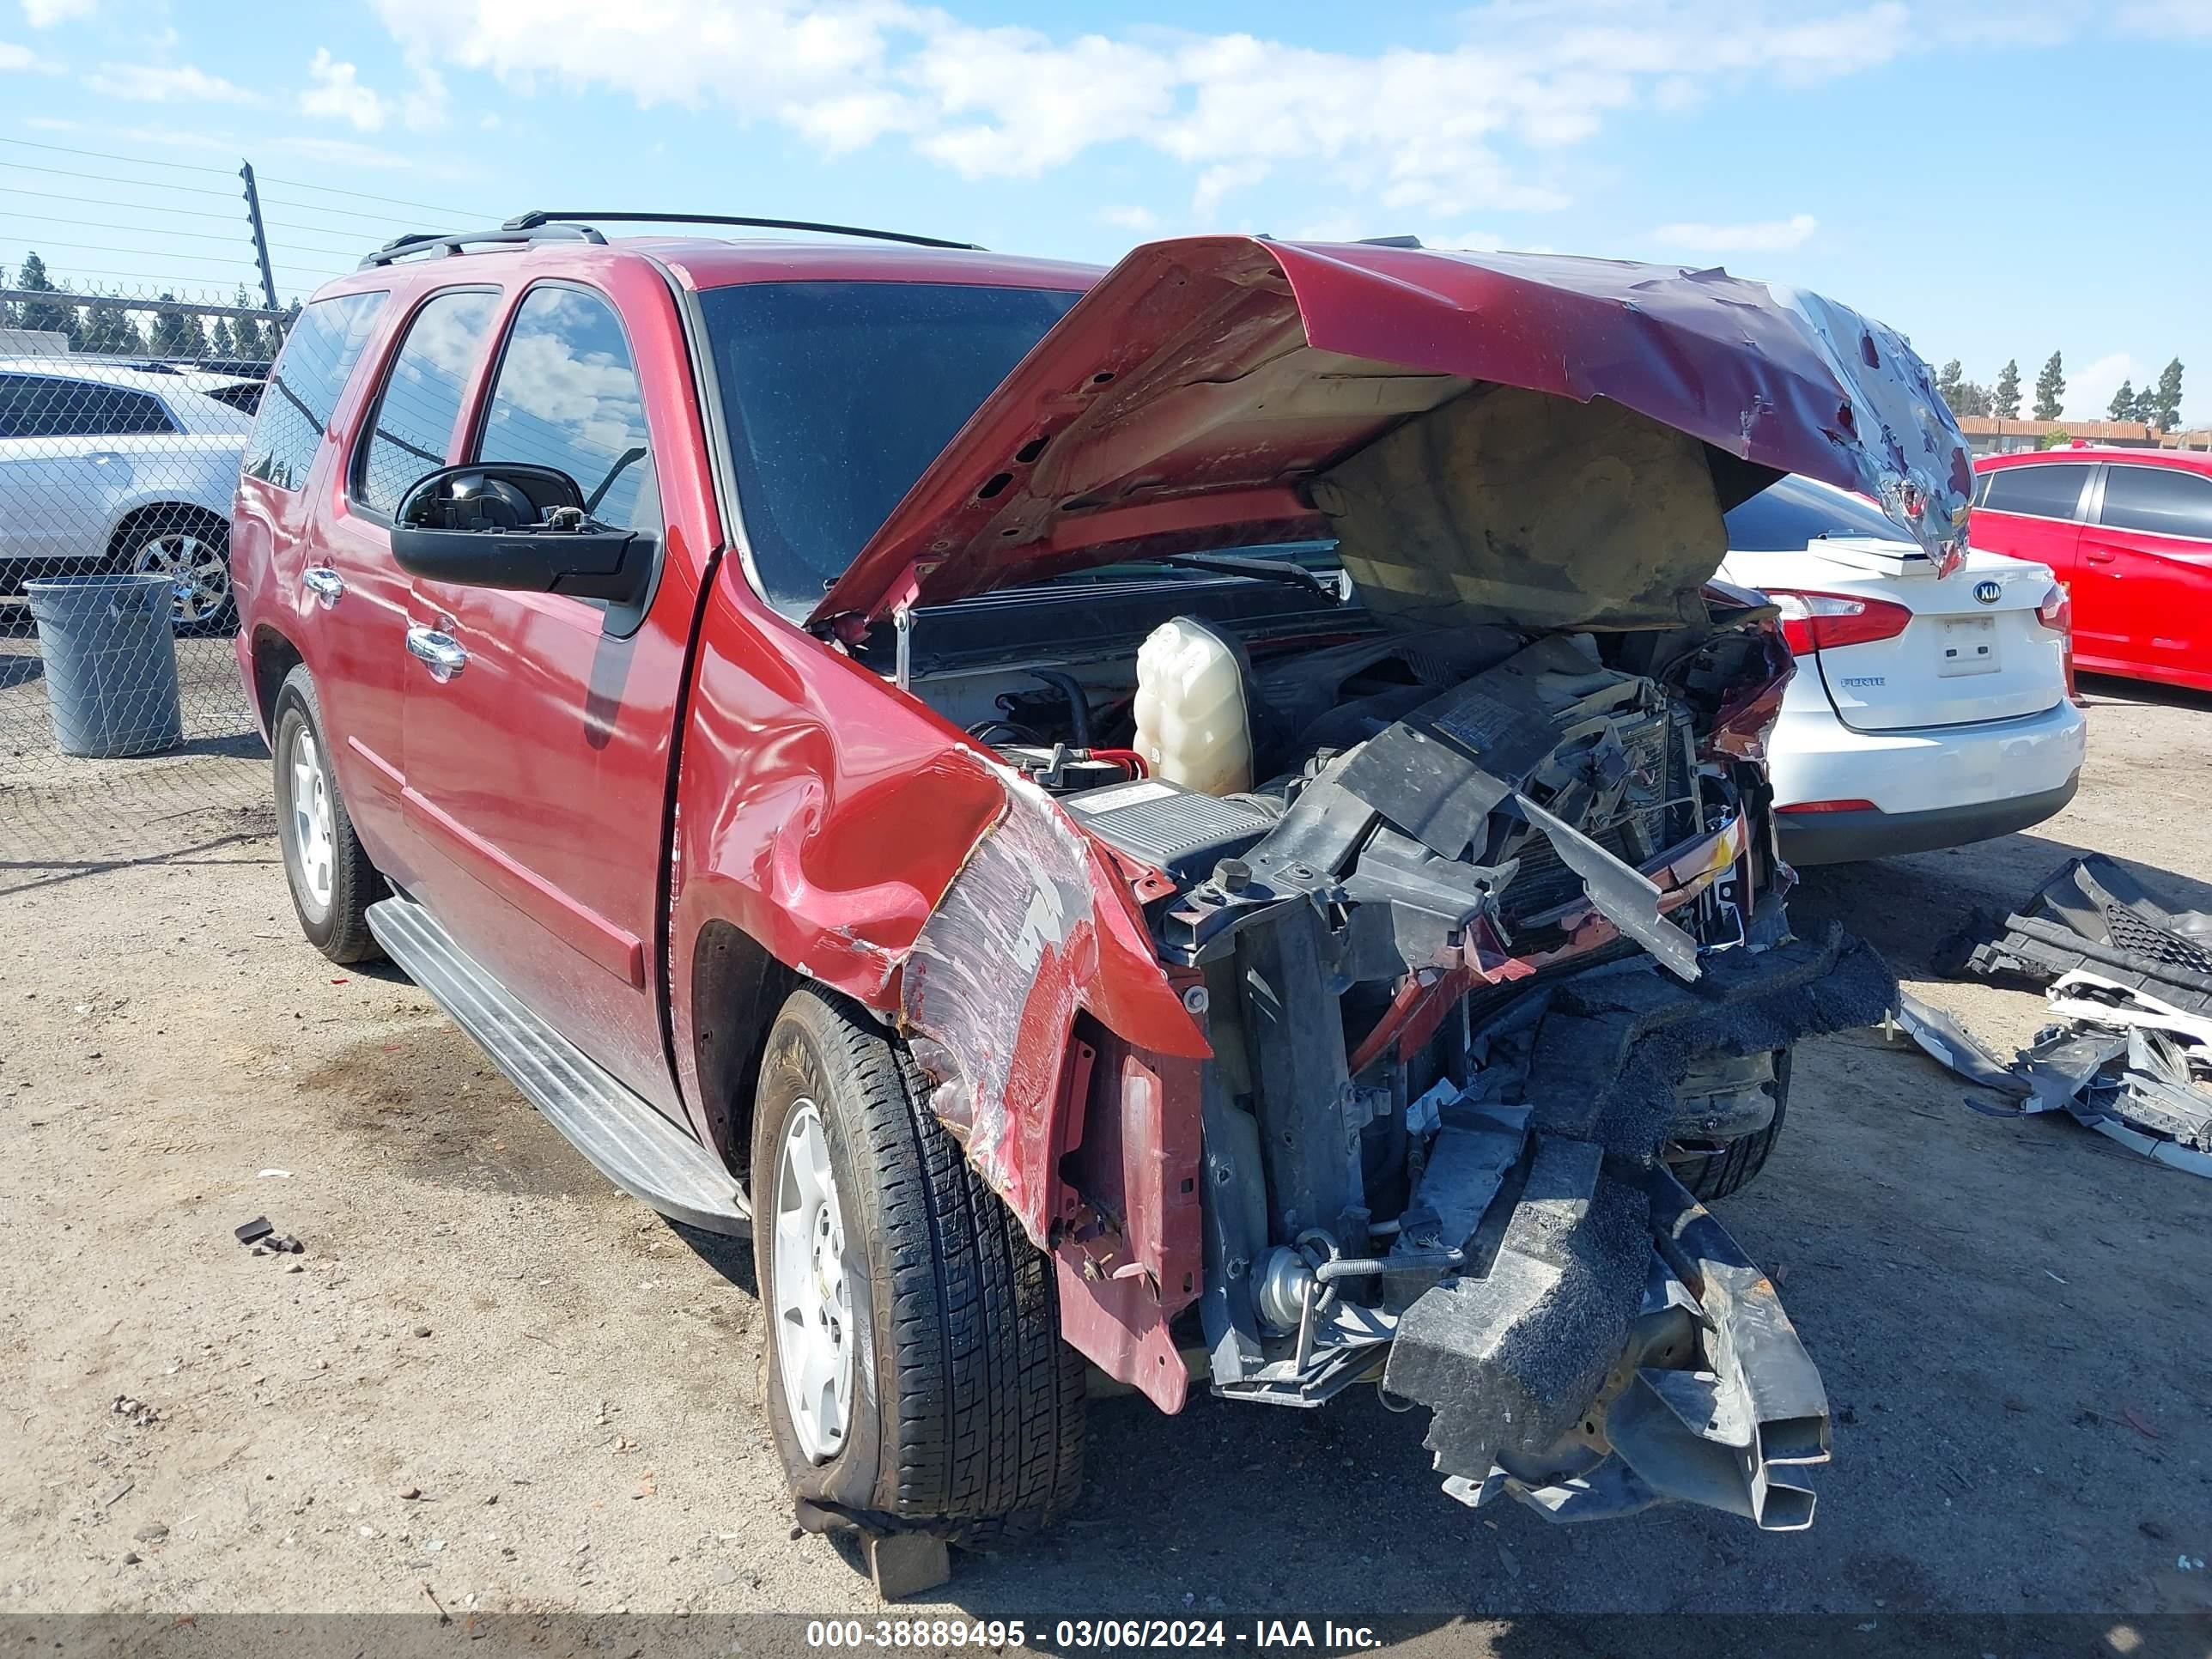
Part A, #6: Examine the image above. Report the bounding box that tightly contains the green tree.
[13,252,78,337]
[76,297,145,356]
[2107,379,2136,421]
[1936,358,1964,410]
[209,318,235,357]
[1952,380,1992,417]
[229,284,266,361]
[1993,358,2022,420]
[2038,426,2072,450]
[2152,357,2185,433]
[147,296,210,360]
[2130,385,2159,425]
[2032,351,2065,421]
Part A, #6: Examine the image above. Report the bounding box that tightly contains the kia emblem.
[1973,580,2002,605]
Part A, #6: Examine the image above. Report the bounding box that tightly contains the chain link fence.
[2,283,286,868]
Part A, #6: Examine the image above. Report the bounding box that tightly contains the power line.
[256,172,492,219]
[0,264,315,295]
[258,193,458,232]
[2,237,344,280]
[7,210,282,248]
[0,159,246,200]
[0,135,237,176]
[0,184,254,224]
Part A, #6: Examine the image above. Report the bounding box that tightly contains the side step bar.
[366,896,750,1237]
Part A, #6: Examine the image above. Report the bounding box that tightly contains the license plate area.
[1936,617,2000,678]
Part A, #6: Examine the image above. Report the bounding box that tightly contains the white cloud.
[21,0,94,27]
[1097,204,1158,231]
[84,60,259,104]
[3,37,56,70]
[301,47,390,131]
[2065,351,2136,423]
[1650,212,1818,253]
[2118,0,2212,38]
[365,0,1992,219]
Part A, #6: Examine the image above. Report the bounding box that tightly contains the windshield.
[699,280,1082,611]
[1724,473,1917,550]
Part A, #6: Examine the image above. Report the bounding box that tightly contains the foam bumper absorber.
[1385,1154,1830,1531]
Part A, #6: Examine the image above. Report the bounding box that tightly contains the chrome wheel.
[772,1099,854,1463]
[130,528,229,626]
[288,726,335,915]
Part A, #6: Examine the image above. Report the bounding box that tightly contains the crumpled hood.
[811,235,1972,631]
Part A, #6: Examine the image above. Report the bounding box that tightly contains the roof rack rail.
[503,211,983,252]
[358,222,607,270]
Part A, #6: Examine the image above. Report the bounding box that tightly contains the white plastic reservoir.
[1132,617,1255,795]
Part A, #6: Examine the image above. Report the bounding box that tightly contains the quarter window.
[245,290,389,491]
[1978,463,2090,522]
[475,285,658,533]
[2099,465,2212,541]
[0,374,177,439]
[355,289,499,516]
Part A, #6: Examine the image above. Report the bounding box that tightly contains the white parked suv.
[1720,476,2087,865]
[0,357,261,630]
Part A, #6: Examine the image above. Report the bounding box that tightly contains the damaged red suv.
[233,218,1965,1553]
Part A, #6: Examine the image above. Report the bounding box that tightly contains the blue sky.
[4,0,2207,424]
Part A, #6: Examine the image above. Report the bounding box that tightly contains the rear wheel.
[109,505,233,634]
[272,665,386,964]
[1664,1048,1791,1202]
[752,987,1085,1547]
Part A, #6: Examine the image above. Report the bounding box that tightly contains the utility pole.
[239,160,278,313]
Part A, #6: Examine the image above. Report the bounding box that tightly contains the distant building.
[0,328,71,357]
[1959,416,2212,455]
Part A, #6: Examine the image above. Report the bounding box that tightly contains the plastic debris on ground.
[1935,854,2212,1017]
[1887,974,2212,1178]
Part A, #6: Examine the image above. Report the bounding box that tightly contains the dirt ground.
[3,673,2209,1638]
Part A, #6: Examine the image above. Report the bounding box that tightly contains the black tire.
[106,504,234,635]
[752,987,1084,1547]
[271,665,386,964]
[1665,1048,1791,1202]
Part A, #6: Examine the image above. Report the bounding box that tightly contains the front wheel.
[272,665,385,963]
[752,987,1085,1547]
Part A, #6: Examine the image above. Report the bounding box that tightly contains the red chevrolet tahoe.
[233,216,1961,1560]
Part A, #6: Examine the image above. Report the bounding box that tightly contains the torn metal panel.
[1888,991,2033,1100]
[1889,974,2212,1179]
[898,778,1208,1245]
[1512,791,1698,983]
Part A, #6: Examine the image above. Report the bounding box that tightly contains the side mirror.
[389,464,650,605]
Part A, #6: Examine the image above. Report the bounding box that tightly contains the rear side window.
[1724,474,1914,550]
[0,375,176,439]
[474,285,658,533]
[2100,465,2212,541]
[1978,463,2089,521]
[245,290,389,491]
[355,289,499,517]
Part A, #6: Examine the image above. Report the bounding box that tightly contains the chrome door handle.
[302,567,345,608]
[404,625,467,682]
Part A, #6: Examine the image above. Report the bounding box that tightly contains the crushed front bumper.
[1368,924,1892,1531]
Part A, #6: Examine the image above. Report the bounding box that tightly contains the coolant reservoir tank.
[1132,617,1254,795]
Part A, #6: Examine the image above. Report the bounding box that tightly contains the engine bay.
[894,579,1891,1529]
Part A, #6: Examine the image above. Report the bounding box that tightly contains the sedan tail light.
[1765,590,1915,655]
[2037,580,2078,702]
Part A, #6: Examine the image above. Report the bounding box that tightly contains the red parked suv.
[232,216,1958,1563]
[1972,446,2212,692]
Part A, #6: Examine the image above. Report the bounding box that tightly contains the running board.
[366,896,750,1237]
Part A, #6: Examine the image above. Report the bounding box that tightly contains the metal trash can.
[24,574,185,758]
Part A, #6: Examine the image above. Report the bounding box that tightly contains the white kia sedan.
[0,357,261,630]
[1720,476,2087,866]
